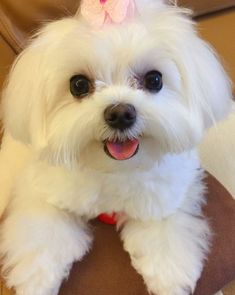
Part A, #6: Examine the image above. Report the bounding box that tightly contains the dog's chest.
[89,152,200,220]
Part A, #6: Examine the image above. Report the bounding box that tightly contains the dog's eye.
[144,70,163,92]
[70,75,91,98]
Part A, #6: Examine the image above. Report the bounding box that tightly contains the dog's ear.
[178,36,233,128]
[2,46,47,148]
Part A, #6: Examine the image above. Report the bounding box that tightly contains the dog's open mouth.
[104,139,139,160]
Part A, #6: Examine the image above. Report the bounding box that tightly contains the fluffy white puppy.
[0,0,232,294]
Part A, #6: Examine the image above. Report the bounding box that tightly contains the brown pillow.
[58,173,235,295]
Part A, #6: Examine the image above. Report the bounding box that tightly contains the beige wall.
[197,10,235,89]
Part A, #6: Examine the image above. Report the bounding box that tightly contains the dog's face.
[3,4,232,172]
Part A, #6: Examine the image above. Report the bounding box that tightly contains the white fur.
[0,1,232,294]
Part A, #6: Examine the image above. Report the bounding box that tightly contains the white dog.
[0,0,232,294]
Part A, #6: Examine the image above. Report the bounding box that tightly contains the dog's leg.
[121,211,210,295]
[0,201,92,295]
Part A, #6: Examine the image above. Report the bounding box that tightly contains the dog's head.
[3,0,232,171]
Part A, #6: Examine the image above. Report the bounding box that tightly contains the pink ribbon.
[80,0,136,27]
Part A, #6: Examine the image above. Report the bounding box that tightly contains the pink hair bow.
[80,0,136,27]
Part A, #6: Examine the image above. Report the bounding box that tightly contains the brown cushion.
[58,173,235,295]
[194,174,235,295]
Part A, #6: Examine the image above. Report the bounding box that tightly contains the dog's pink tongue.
[106,139,139,160]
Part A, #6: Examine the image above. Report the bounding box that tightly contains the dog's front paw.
[12,275,60,295]
[122,214,211,295]
[0,204,92,295]
[2,250,70,295]
[144,270,196,295]
[131,252,198,295]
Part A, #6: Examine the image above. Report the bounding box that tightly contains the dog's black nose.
[104,103,136,130]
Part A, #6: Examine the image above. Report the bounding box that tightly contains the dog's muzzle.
[103,103,139,160]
